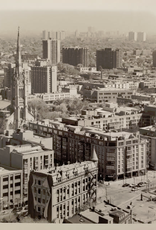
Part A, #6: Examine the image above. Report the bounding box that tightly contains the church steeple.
[16,26,21,73]
[14,27,21,130]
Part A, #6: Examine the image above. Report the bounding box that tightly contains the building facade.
[42,39,60,65]
[29,121,147,181]
[128,31,137,41]
[28,159,98,222]
[137,32,146,42]
[96,48,122,70]
[31,66,57,94]
[82,88,133,103]
[152,50,156,67]
[0,166,23,211]
[62,47,89,67]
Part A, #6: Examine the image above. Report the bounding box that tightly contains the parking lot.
[97,171,156,223]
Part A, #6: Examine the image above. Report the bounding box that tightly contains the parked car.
[122,183,129,187]
[137,182,145,187]
[129,184,137,187]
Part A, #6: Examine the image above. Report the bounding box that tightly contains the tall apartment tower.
[96,48,122,70]
[153,51,156,67]
[62,47,89,67]
[42,39,60,65]
[31,65,57,94]
[137,32,146,42]
[128,31,137,41]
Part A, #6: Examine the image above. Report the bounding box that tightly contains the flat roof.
[0,100,10,110]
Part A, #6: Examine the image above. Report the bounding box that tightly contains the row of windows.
[3,175,21,182]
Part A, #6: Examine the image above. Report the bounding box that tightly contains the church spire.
[16,26,21,72]
[14,27,21,130]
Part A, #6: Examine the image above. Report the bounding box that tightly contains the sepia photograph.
[0,0,156,227]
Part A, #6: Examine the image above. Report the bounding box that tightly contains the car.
[131,188,137,191]
[129,184,136,187]
[137,182,144,187]
[122,183,129,187]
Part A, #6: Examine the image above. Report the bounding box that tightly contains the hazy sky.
[0,0,156,34]
[1,0,156,12]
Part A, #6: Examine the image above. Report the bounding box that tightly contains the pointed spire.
[91,146,98,162]
[16,26,21,71]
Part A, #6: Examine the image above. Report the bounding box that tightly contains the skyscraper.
[62,47,89,67]
[137,32,146,42]
[42,39,60,65]
[153,51,156,67]
[96,48,122,70]
[31,65,57,94]
[128,31,137,41]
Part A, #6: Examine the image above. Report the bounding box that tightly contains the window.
[38,189,41,194]
[38,180,41,185]
[3,177,8,182]
[38,198,41,203]
[15,182,21,187]
[38,207,41,212]
[15,175,21,180]
[3,192,8,197]
[3,185,8,189]
[15,190,20,194]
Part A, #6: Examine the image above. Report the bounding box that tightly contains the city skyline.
[0,0,156,34]
[0,10,156,35]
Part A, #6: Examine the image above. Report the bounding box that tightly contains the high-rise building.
[96,48,122,70]
[137,32,146,42]
[128,31,137,41]
[152,51,156,67]
[31,65,57,94]
[42,30,48,40]
[42,39,60,65]
[62,47,89,67]
[28,157,98,222]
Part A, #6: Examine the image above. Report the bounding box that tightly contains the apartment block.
[31,66,57,94]
[153,50,156,67]
[62,47,89,67]
[29,121,146,181]
[128,31,137,41]
[42,39,60,65]
[0,129,54,203]
[28,159,98,222]
[96,48,122,70]
[140,125,156,170]
[0,166,23,210]
[137,32,146,42]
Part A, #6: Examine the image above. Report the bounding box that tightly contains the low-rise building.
[83,88,133,103]
[66,201,131,224]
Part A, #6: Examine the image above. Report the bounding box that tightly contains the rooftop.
[0,100,10,110]
[0,165,22,176]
